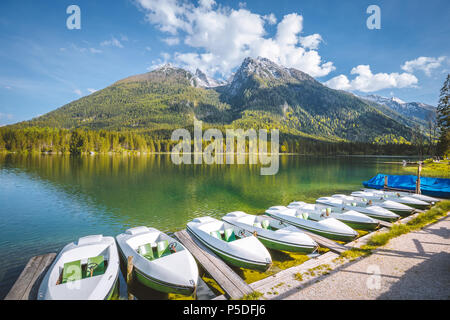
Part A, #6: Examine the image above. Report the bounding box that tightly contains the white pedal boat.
[287,201,380,230]
[351,191,429,210]
[222,211,318,253]
[362,189,438,205]
[187,216,272,271]
[116,226,198,295]
[316,197,400,222]
[38,235,119,300]
[265,206,358,242]
[332,194,414,216]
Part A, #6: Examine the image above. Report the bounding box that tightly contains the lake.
[0,153,413,298]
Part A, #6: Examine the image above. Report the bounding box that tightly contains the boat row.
[37,188,438,300]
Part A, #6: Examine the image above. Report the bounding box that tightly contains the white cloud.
[299,34,322,50]
[162,37,180,45]
[401,56,447,76]
[324,74,351,91]
[100,37,124,48]
[74,89,82,96]
[135,0,334,78]
[89,48,102,54]
[263,13,277,25]
[87,88,98,94]
[325,65,418,92]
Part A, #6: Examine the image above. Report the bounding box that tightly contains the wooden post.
[416,162,422,194]
[384,175,388,190]
[126,256,134,300]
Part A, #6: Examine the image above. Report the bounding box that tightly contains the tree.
[69,130,85,155]
[437,74,450,156]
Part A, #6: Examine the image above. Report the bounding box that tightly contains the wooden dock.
[295,229,348,254]
[174,229,253,300]
[5,253,56,300]
[373,218,392,228]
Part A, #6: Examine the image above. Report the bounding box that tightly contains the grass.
[340,200,450,260]
[294,272,304,281]
[240,291,264,300]
[402,158,450,178]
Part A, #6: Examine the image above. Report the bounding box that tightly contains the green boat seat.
[253,222,262,228]
[62,260,82,284]
[86,255,105,278]
[224,228,236,242]
[138,243,155,261]
[261,220,270,230]
[210,231,221,239]
[296,212,308,220]
[157,240,170,258]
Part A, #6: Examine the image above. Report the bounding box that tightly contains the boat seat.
[296,212,308,220]
[253,222,262,228]
[261,220,270,230]
[138,243,155,261]
[224,228,236,242]
[86,255,105,278]
[210,231,222,239]
[62,260,82,284]
[157,240,171,258]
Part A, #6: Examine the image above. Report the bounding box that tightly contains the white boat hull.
[38,235,120,300]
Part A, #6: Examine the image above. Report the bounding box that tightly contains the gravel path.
[284,216,450,300]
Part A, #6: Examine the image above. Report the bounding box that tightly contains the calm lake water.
[0,153,413,298]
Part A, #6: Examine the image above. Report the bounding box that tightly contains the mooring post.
[126,256,134,300]
[416,162,422,194]
[384,175,388,190]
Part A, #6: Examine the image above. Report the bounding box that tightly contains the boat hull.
[187,228,271,271]
[265,214,357,242]
[117,246,196,296]
[330,219,379,231]
[257,235,317,253]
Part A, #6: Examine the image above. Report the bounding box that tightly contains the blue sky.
[0,0,449,126]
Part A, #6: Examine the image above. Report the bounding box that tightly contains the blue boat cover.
[363,174,450,198]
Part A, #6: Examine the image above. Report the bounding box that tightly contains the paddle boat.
[332,194,414,216]
[265,206,358,242]
[116,226,198,295]
[362,188,439,205]
[316,197,400,222]
[38,235,119,300]
[351,190,430,210]
[287,201,380,230]
[187,216,272,271]
[222,211,318,253]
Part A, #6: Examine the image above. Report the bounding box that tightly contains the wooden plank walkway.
[373,218,392,228]
[5,253,56,300]
[174,230,253,300]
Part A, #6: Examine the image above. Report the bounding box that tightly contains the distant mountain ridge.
[360,94,436,127]
[12,57,427,144]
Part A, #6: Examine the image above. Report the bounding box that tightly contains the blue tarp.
[363,174,450,199]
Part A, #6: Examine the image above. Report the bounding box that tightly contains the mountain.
[13,57,418,143]
[360,94,436,127]
[194,69,225,88]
